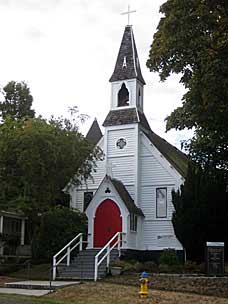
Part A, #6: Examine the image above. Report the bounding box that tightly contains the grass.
[8,263,51,280]
[0,293,68,304]
[1,281,228,304]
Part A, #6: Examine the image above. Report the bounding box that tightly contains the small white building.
[69,25,188,259]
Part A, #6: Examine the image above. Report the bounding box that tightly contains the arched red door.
[94,199,122,247]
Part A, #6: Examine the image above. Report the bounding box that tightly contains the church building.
[68,24,188,258]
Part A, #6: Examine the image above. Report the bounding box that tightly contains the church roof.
[108,176,144,217]
[103,108,138,127]
[144,131,189,178]
[86,118,103,145]
[109,25,145,85]
[103,108,189,177]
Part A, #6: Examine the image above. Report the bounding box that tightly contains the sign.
[206,242,224,275]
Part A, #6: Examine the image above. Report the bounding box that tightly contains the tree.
[0,81,35,121]
[147,1,228,169]
[0,115,102,255]
[172,164,228,262]
[34,207,87,262]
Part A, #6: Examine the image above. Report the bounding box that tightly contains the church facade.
[68,25,188,256]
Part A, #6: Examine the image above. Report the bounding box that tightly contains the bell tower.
[109,25,145,113]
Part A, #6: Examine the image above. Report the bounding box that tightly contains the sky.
[0,0,192,149]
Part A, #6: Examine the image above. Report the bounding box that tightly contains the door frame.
[93,199,122,248]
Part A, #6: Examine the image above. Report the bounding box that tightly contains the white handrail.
[52,233,84,280]
[94,232,122,281]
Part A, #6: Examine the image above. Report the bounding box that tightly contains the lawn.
[1,281,228,304]
[46,282,228,304]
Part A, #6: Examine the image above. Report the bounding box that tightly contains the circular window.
[116,138,127,149]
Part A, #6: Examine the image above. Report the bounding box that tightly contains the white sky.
[0,0,192,149]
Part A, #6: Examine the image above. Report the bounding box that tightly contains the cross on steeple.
[121,5,136,25]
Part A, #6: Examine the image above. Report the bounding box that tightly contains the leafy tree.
[0,115,102,255]
[172,164,228,262]
[34,207,87,262]
[0,81,35,121]
[147,1,228,169]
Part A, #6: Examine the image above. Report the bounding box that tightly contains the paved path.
[0,280,80,299]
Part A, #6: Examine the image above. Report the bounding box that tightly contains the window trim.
[130,213,137,232]
[83,191,93,211]
[156,187,167,218]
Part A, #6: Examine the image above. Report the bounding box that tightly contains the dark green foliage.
[0,81,35,120]
[159,249,179,266]
[147,1,228,169]
[0,114,102,257]
[172,164,228,262]
[0,117,101,216]
[34,207,87,262]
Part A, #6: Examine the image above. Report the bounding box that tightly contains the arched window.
[138,89,141,106]
[118,83,129,107]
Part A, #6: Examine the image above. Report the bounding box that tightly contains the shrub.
[34,207,87,262]
[144,261,158,272]
[159,249,179,266]
[134,261,145,272]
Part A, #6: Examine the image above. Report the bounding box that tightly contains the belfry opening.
[118,83,129,107]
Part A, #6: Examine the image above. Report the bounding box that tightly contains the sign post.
[206,242,224,275]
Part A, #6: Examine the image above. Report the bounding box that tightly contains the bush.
[159,249,179,266]
[144,261,158,272]
[134,261,145,272]
[34,207,87,262]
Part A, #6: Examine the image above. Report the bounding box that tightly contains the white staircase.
[52,232,123,281]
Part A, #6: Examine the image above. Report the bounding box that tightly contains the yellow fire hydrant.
[139,271,149,298]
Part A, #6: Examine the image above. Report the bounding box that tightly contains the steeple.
[109,25,145,85]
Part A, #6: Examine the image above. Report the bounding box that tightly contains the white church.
[68,24,188,260]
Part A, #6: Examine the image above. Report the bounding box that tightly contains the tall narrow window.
[138,88,141,106]
[130,214,137,232]
[156,188,167,218]
[118,83,129,107]
[83,191,93,211]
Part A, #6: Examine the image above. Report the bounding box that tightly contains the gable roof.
[108,176,144,217]
[144,131,189,178]
[103,108,189,177]
[103,108,138,127]
[86,118,103,145]
[109,25,145,85]
[139,113,189,177]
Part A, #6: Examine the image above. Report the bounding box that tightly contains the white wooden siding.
[125,185,135,201]
[140,155,175,185]
[140,186,175,220]
[139,132,183,251]
[109,156,135,184]
[144,220,182,250]
[107,128,136,157]
[75,190,83,212]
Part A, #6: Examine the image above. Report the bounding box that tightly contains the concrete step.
[5,281,80,290]
[56,248,119,280]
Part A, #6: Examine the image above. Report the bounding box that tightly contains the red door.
[94,199,122,247]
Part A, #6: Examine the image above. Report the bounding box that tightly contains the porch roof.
[108,176,144,217]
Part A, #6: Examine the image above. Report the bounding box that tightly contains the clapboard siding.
[140,155,174,185]
[128,231,137,248]
[125,185,135,202]
[144,220,182,249]
[75,190,84,212]
[139,133,182,251]
[80,158,106,189]
[140,186,175,220]
[107,128,136,157]
[109,156,135,184]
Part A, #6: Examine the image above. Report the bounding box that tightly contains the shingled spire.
[109,25,145,85]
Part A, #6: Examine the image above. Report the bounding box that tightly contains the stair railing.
[52,232,84,280]
[94,232,122,281]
